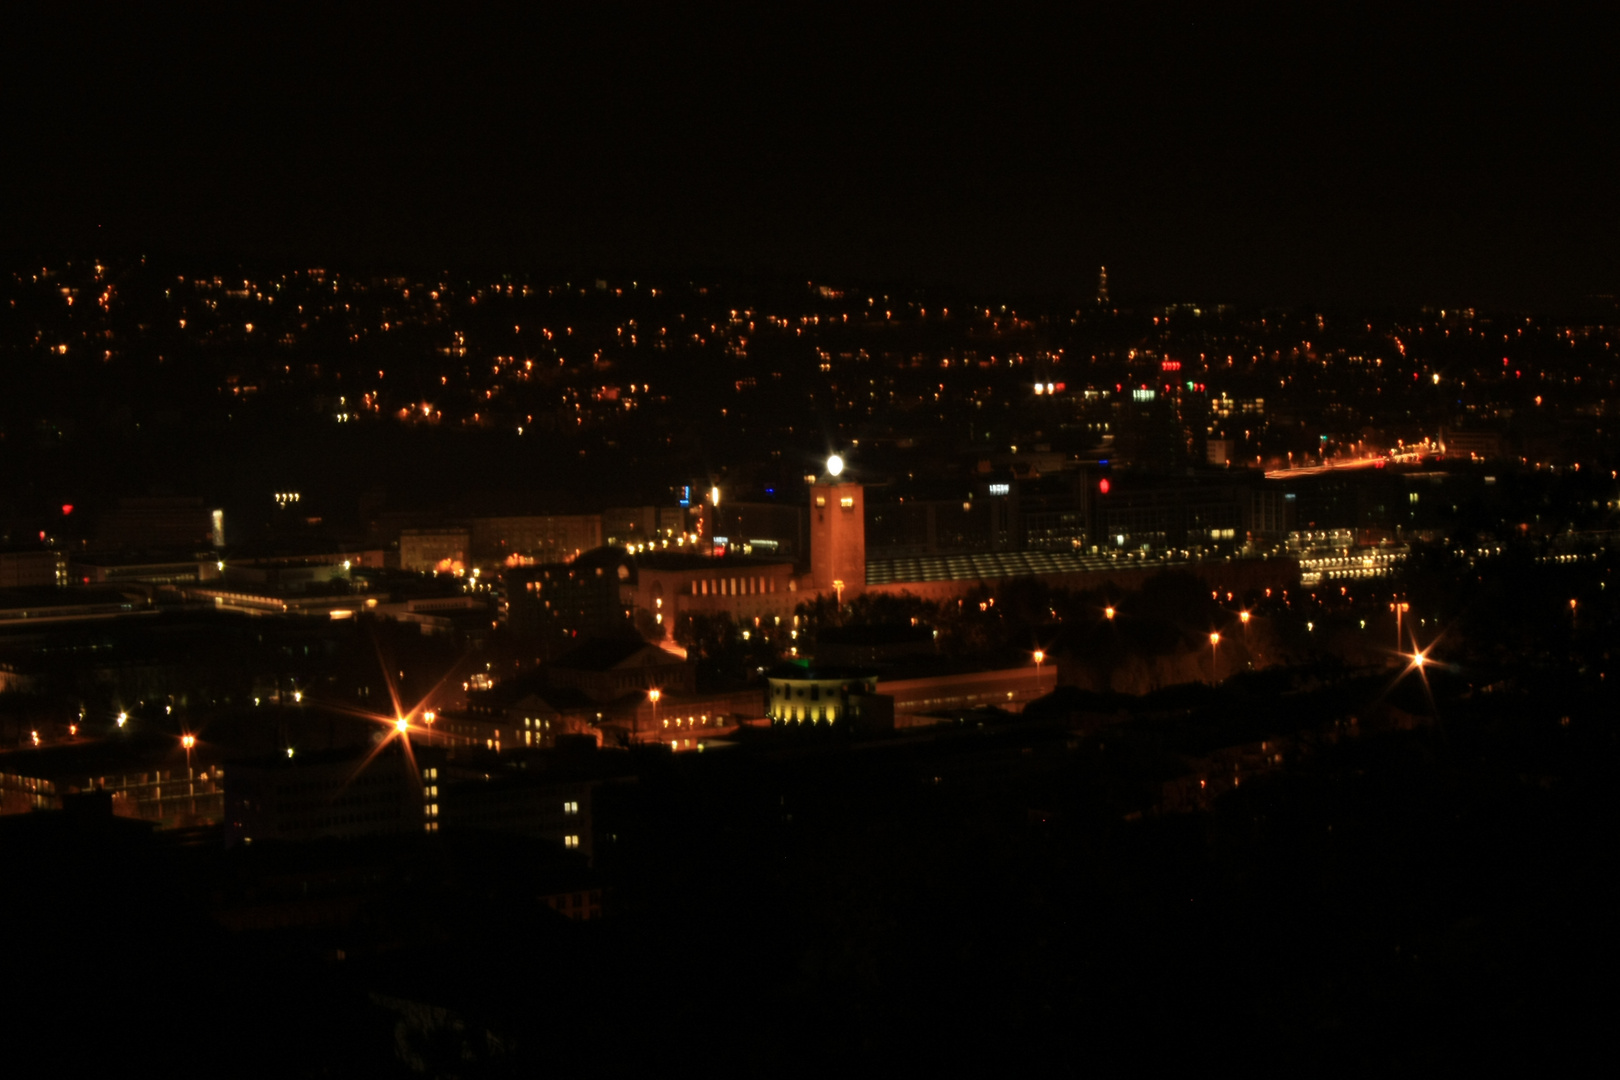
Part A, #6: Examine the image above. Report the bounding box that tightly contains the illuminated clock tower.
[808,454,864,601]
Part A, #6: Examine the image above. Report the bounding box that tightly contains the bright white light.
[826,454,844,477]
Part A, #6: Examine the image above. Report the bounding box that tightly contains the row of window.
[772,706,839,724]
[690,575,779,596]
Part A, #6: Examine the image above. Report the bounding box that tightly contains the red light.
[1099,478,1111,494]
[61,504,73,516]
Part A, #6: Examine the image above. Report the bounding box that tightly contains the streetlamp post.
[181,734,196,815]
[1209,631,1221,684]
[1104,605,1115,622]
[1392,600,1409,651]
[1033,649,1045,692]
[647,688,660,745]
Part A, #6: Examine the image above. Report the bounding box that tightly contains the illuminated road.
[1264,451,1428,479]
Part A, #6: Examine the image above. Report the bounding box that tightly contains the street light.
[1209,631,1221,683]
[1239,610,1251,628]
[648,687,661,741]
[1033,649,1045,689]
[181,734,197,814]
[1104,606,1115,621]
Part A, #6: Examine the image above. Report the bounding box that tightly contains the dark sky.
[4,4,1615,306]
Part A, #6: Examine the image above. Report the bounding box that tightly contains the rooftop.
[765,660,879,682]
[551,636,684,672]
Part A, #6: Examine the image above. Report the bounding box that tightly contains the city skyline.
[2,7,1616,1073]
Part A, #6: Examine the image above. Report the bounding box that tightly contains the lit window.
[563,800,579,814]
[564,835,579,848]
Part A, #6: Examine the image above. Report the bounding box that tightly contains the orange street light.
[1033,650,1045,687]
[1104,606,1116,621]
[181,733,198,807]
[1239,610,1250,626]
[1209,631,1221,683]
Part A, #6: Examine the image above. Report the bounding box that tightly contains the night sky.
[5,5,1615,306]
